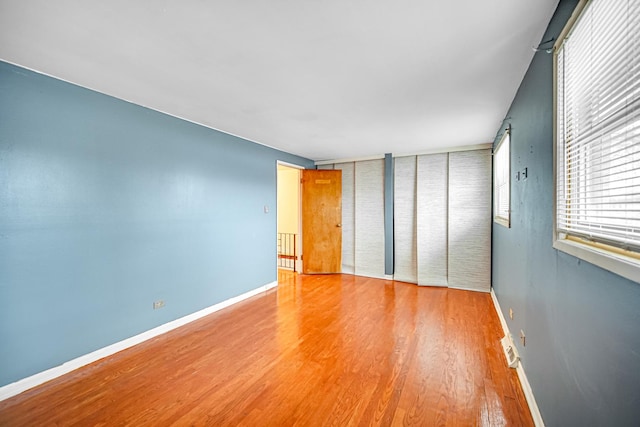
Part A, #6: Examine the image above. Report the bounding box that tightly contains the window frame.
[493,128,511,228]
[552,0,640,283]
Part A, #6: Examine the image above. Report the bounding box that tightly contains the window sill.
[494,217,510,228]
[553,238,640,284]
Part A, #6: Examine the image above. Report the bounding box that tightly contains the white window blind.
[493,129,510,227]
[556,0,640,255]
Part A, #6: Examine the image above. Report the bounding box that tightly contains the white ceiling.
[0,0,559,161]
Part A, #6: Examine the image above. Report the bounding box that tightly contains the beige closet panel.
[393,156,417,283]
[448,150,491,292]
[336,162,355,274]
[355,159,386,279]
[416,153,449,287]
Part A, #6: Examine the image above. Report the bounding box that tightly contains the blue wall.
[491,1,640,425]
[0,61,313,387]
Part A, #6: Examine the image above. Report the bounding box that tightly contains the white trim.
[491,289,510,337]
[553,239,640,284]
[553,0,589,53]
[315,154,385,166]
[276,160,306,170]
[493,129,511,228]
[276,161,303,272]
[393,143,493,158]
[0,281,278,402]
[490,288,545,427]
[494,217,510,228]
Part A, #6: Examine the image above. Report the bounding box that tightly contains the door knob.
[337,223,342,227]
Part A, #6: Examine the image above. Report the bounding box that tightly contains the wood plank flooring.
[0,271,533,426]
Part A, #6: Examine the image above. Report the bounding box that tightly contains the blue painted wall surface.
[491,1,640,425]
[0,61,313,387]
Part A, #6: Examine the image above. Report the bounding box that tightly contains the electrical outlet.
[509,308,514,320]
[153,300,165,309]
[520,329,526,346]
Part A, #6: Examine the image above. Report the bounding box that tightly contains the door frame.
[276,160,305,272]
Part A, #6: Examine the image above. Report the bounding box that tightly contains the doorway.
[277,162,302,272]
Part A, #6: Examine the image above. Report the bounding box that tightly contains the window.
[554,0,640,282]
[494,128,510,227]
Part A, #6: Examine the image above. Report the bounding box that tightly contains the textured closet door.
[448,149,491,292]
[355,159,385,279]
[393,156,417,283]
[416,153,449,287]
[336,162,355,274]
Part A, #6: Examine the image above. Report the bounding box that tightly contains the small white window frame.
[493,128,510,228]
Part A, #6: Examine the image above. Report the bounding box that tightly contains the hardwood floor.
[0,271,533,426]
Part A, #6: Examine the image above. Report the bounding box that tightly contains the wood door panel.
[302,169,342,274]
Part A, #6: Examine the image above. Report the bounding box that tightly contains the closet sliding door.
[417,153,449,287]
[448,150,491,292]
[393,149,491,291]
[393,156,417,283]
[354,160,385,279]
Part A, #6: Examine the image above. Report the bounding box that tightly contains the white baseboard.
[0,281,278,402]
[490,288,545,427]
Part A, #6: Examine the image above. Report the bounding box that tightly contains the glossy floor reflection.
[0,271,533,426]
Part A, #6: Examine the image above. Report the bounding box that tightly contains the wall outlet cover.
[501,335,520,368]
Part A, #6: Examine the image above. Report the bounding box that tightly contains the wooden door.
[301,169,342,274]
